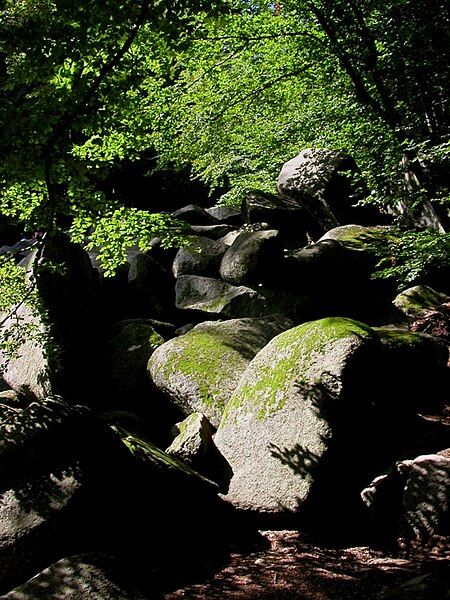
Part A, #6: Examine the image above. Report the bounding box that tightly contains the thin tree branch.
[201,30,323,44]
[184,45,247,91]
[306,2,390,124]
[212,64,313,121]
[42,0,151,158]
[0,232,47,329]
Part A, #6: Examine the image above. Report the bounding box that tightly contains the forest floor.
[157,531,450,600]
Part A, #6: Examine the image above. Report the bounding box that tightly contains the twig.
[42,0,151,158]
[0,232,47,329]
[212,64,312,121]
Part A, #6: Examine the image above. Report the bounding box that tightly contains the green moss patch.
[221,317,375,424]
[393,285,450,319]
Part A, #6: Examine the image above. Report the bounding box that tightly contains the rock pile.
[1,148,449,595]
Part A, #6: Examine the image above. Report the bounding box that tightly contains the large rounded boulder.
[172,236,227,278]
[219,229,283,286]
[214,318,381,517]
[0,399,136,589]
[277,149,377,231]
[148,315,292,427]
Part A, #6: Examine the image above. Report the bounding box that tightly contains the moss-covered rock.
[175,275,311,322]
[147,315,293,427]
[393,285,450,320]
[319,224,394,252]
[113,425,217,492]
[215,317,380,515]
[175,275,263,316]
[107,319,170,395]
[166,412,215,469]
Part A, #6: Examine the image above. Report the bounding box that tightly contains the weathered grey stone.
[167,412,215,467]
[398,450,450,541]
[242,191,312,243]
[0,399,135,588]
[219,229,283,286]
[362,449,450,545]
[0,302,51,400]
[190,224,235,239]
[108,319,168,395]
[0,233,101,402]
[393,285,450,320]
[282,238,404,328]
[148,315,293,427]
[282,239,367,295]
[0,554,146,600]
[277,149,368,232]
[172,204,218,226]
[111,426,218,494]
[215,317,380,514]
[126,251,174,319]
[175,323,196,336]
[172,236,227,278]
[410,303,450,343]
[396,150,447,233]
[175,275,266,318]
[205,205,243,225]
[319,224,393,253]
[219,230,242,247]
[175,275,311,322]
[0,398,220,589]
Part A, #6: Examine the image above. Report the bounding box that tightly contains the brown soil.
[160,531,450,600]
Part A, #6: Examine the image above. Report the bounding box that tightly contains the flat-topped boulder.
[172,204,219,226]
[175,275,311,322]
[319,224,394,255]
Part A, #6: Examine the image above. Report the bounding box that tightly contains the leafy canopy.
[0,0,449,297]
[0,0,223,270]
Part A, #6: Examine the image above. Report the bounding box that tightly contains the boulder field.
[1,147,449,595]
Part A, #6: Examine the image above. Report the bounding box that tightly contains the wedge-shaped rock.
[0,554,146,600]
[175,275,264,317]
[219,229,283,286]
